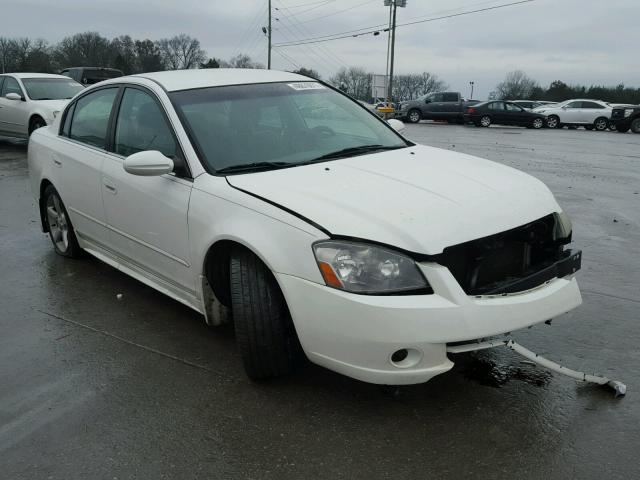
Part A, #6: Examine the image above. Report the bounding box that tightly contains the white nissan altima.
[28,69,583,385]
[0,73,84,138]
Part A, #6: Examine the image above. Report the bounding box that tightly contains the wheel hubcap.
[410,111,419,122]
[596,120,606,130]
[533,119,543,128]
[481,117,490,126]
[548,118,557,128]
[46,194,69,252]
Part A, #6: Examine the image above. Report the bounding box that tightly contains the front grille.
[435,214,569,295]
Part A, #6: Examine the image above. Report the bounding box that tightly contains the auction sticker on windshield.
[287,82,326,90]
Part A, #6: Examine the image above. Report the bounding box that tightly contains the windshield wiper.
[306,144,406,162]
[216,161,294,174]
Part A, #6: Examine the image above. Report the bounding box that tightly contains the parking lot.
[1,123,639,479]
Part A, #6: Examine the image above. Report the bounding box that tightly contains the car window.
[565,101,582,109]
[61,103,75,137]
[22,78,84,100]
[1,77,23,97]
[488,102,504,110]
[114,88,178,160]
[432,93,444,102]
[68,88,118,149]
[0,77,4,93]
[442,93,458,102]
[582,101,604,109]
[505,103,523,112]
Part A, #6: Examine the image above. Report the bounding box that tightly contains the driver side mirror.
[387,119,406,133]
[123,150,174,176]
[5,92,23,101]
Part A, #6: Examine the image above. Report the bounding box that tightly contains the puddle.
[462,354,552,388]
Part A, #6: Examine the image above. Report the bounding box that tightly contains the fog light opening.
[390,348,422,368]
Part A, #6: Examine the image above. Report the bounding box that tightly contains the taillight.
[467,107,476,114]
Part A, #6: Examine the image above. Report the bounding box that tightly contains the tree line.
[494,70,640,105]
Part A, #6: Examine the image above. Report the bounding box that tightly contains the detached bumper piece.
[447,339,626,397]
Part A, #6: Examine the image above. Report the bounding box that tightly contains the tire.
[594,117,609,131]
[616,124,630,133]
[406,109,421,124]
[546,115,560,129]
[43,185,82,258]
[631,118,640,134]
[29,116,46,136]
[531,117,544,129]
[479,115,491,127]
[230,247,299,379]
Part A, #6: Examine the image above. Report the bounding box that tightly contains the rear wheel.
[479,115,491,127]
[631,118,640,134]
[407,109,421,124]
[531,117,544,129]
[43,185,81,258]
[230,247,299,379]
[546,115,560,129]
[594,117,609,131]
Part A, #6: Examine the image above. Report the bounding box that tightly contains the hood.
[226,145,561,255]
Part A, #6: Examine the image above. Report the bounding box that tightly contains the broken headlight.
[553,210,573,241]
[313,241,431,294]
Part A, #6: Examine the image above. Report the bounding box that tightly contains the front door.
[101,86,194,295]
[0,76,29,136]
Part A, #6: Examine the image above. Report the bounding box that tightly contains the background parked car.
[464,100,547,129]
[0,73,83,138]
[509,100,543,110]
[397,91,479,124]
[533,99,612,130]
[60,67,123,85]
[611,105,640,133]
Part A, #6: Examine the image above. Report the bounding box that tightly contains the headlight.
[625,109,634,118]
[553,211,573,241]
[313,241,431,294]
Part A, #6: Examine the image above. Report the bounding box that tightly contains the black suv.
[60,67,123,86]
[611,105,640,133]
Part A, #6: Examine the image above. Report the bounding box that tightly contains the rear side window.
[582,101,604,109]
[114,88,178,159]
[68,88,118,149]
[443,93,458,102]
[488,102,504,110]
[1,77,23,97]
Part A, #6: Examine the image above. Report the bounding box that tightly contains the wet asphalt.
[1,124,639,479]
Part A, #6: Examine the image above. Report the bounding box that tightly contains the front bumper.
[277,263,582,385]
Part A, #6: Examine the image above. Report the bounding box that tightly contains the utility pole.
[268,0,272,69]
[384,0,406,107]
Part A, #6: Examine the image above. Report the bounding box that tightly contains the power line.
[287,0,378,25]
[273,0,536,47]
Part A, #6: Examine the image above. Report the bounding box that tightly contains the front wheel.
[406,109,421,124]
[29,116,46,136]
[479,115,491,127]
[594,117,609,131]
[43,185,82,258]
[631,118,640,134]
[230,247,300,379]
[531,117,544,129]
[546,115,560,129]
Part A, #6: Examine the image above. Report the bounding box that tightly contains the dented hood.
[226,145,562,255]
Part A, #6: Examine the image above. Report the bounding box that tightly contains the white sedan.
[28,69,583,385]
[533,99,612,130]
[0,73,84,138]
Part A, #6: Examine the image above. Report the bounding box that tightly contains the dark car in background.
[397,91,479,124]
[59,67,123,85]
[464,100,547,129]
[611,105,640,133]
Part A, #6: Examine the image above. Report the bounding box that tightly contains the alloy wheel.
[46,193,70,253]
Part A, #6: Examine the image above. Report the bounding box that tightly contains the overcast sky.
[3,0,638,98]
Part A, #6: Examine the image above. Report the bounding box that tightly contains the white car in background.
[28,69,582,385]
[0,73,84,138]
[533,99,612,130]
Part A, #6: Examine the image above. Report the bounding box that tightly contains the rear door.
[440,92,460,114]
[100,85,194,294]
[487,101,507,123]
[55,86,119,241]
[581,101,607,123]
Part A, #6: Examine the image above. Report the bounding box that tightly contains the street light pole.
[387,1,397,106]
[268,0,272,69]
[470,81,475,99]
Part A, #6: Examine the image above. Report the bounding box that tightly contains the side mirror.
[387,119,406,133]
[123,150,174,176]
[5,92,22,101]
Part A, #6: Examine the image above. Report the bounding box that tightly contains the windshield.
[22,78,84,100]
[170,82,408,173]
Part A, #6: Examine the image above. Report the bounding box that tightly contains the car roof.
[2,73,71,80]
[131,68,309,92]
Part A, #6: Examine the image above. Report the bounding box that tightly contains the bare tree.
[156,34,206,70]
[0,37,15,73]
[330,67,372,101]
[495,70,538,100]
[220,54,264,69]
[54,32,113,68]
[393,72,447,101]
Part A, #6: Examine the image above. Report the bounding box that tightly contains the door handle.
[52,154,62,167]
[103,178,117,194]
